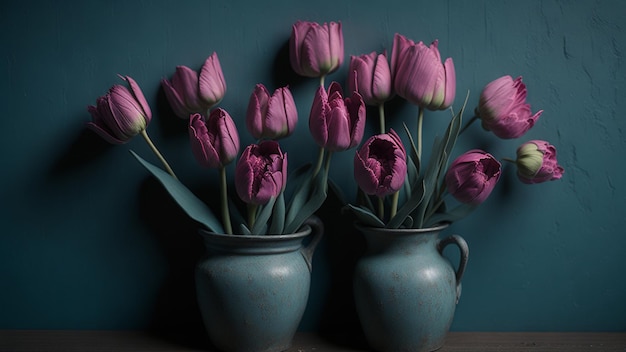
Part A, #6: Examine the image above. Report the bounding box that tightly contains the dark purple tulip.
[161,52,226,119]
[289,20,344,78]
[347,51,392,106]
[235,140,287,205]
[87,75,151,144]
[309,81,366,152]
[354,129,407,197]
[445,150,501,205]
[246,84,298,140]
[189,109,239,169]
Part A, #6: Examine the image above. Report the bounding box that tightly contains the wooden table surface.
[1,330,625,351]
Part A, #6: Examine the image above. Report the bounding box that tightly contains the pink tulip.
[445,150,501,205]
[515,140,564,184]
[161,52,226,119]
[347,51,392,106]
[245,84,298,140]
[309,81,366,152]
[235,141,288,205]
[87,75,152,144]
[289,20,344,78]
[478,75,543,139]
[189,110,240,169]
[391,33,456,110]
[354,129,407,197]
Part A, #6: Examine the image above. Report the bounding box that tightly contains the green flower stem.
[140,130,177,179]
[378,104,386,134]
[378,197,385,221]
[323,151,333,187]
[219,166,232,235]
[417,106,424,160]
[459,115,479,135]
[424,196,447,223]
[320,75,326,88]
[312,147,325,178]
[502,157,517,164]
[248,204,258,230]
[390,190,400,219]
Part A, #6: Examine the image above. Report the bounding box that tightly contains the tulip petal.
[309,86,330,147]
[162,78,192,119]
[189,113,221,168]
[371,53,391,103]
[122,75,152,121]
[108,85,148,137]
[199,52,226,107]
[441,58,456,109]
[172,66,203,111]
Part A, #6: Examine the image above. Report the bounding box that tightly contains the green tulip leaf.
[285,170,328,234]
[252,196,276,235]
[130,150,224,233]
[285,165,314,227]
[345,204,385,227]
[403,122,421,177]
[269,192,285,234]
[239,223,252,235]
[424,203,477,227]
[387,180,425,229]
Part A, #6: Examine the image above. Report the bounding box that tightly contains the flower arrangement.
[86,20,563,235]
[345,32,564,229]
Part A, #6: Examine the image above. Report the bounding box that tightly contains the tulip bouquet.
[343,34,564,229]
[87,21,367,236]
[86,19,563,236]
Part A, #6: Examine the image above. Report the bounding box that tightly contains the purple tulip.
[445,150,502,205]
[515,140,564,184]
[161,52,226,119]
[347,51,392,106]
[289,20,344,78]
[189,109,240,169]
[235,141,288,205]
[245,84,298,140]
[309,81,366,152]
[478,75,543,139]
[354,129,407,197]
[87,75,152,144]
[391,33,456,110]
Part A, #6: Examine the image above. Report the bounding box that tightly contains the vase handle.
[438,234,469,303]
[300,215,324,273]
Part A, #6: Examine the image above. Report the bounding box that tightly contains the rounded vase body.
[353,223,468,352]
[195,219,323,352]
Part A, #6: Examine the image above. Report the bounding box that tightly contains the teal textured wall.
[1,0,625,338]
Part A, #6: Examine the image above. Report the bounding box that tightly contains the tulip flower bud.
[87,75,152,144]
[289,20,344,78]
[235,141,288,205]
[477,75,542,139]
[161,52,227,119]
[246,84,298,140]
[391,33,456,110]
[189,109,240,169]
[354,129,407,197]
[309,81,366,152]
[515,140,564,184]
[348,51,392,106]
[445,150,502,205]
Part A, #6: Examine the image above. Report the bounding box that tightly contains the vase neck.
[357,226,445,254]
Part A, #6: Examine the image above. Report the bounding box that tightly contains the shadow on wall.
[137,177,213,349]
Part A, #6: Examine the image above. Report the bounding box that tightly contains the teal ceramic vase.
[353,223,469,352]
[195,217,323,352]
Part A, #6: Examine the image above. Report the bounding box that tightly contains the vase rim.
[198,224,312,241]
[355,222,449,234]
